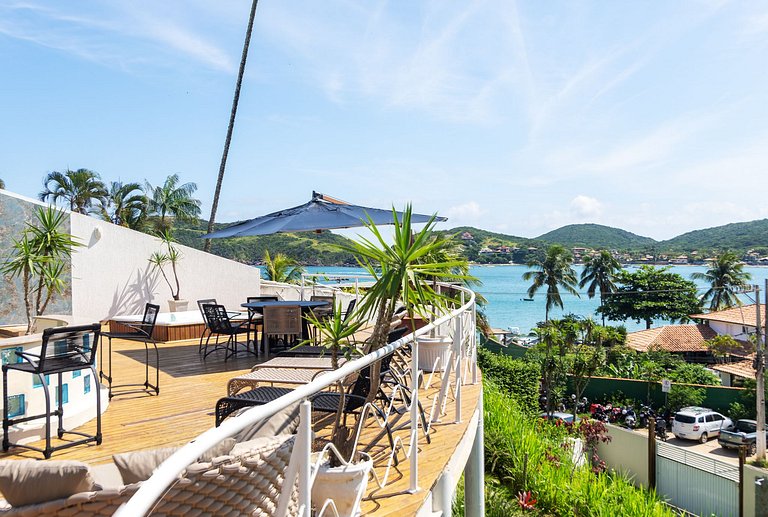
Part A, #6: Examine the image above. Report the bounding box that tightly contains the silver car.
[672,406,733,443]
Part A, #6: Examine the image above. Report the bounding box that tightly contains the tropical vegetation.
[145,173,201,232]
[522,244,579,321]
[598,266,702,329]
[148,230,183,301]
[579,250,620,324]
[261,250,304,284]
[0,178,5,189]
[691,251,751,311]
[100,181,148,230]
[1,206,81,333]
[39,168,107,215]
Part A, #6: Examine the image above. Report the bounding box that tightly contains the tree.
[568,319,608,418]
[38,168,107,214]
[522,244,579,321]
[148,230,183,301]
[579,250,621,325]
[691,251,751,311]
[101,181,148,229]
[706,334,743,363]
[0,178,5,189]
[261,250,304,284]
[1,206,81,333]
[145,174,201,232]
[598,266,702,329]
[204,0,260,253]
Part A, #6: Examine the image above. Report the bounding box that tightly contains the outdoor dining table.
[240,299,331,345]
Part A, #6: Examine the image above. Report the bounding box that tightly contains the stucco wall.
[70,212,262,321]
[597,424,650,487]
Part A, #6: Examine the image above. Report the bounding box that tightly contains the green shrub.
[665,385,705,412]
[483,381,675,516]
[477,347,540,412]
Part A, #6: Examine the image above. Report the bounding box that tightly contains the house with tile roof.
[626,324,716,363]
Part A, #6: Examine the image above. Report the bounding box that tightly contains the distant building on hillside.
[460,232,474,241]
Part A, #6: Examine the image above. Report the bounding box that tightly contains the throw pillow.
[0,460,96,507]
[234,402,300,442]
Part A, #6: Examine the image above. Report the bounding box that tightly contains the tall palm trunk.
[204,0,259,253]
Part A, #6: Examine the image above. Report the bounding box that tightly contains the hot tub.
[108,310,248,342]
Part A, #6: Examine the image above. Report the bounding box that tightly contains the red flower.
[517,490,537,510]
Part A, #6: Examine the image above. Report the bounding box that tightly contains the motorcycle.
[654,417,668,441]
[638,404,654,429]
[623,406,637,429]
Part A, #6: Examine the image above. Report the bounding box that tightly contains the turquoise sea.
[304,265,768,335]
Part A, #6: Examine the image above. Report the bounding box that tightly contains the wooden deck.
[0,334,482,516]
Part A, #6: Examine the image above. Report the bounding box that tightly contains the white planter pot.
[417,336,453,372]
[168,299,189,312]
[311,451,373,517]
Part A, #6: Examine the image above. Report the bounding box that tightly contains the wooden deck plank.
[0,331,482,516]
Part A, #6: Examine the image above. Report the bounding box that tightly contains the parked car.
[671,407,733,443]
[718,419,768,455]
[540,411,580,424]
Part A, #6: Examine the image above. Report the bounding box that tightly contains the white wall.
[70,212,262,321]
[596,424,650,487]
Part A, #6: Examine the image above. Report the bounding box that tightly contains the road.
[630,427,748,466]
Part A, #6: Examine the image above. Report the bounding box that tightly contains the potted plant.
[304,302,371,517]
[148,229,187,312]
[1,206,81,334]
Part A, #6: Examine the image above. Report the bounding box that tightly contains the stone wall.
[0,191,72,326]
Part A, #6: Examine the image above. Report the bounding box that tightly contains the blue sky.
[1,1,767,241]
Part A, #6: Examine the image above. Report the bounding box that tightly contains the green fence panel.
[480,336,529,360]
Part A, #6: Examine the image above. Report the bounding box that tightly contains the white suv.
[672,407,733,443]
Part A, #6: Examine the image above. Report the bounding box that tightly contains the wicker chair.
[245,296,277,354]
[261,305,302,355]
[0,435,298,516]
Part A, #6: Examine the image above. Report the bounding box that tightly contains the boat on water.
[522,297,534,301]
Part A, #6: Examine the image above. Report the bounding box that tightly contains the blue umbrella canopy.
[202,191,447,238]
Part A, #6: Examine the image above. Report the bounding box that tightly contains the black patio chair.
[215,361,398,465]
[197,299,243,354]
[100,303,160,399]
[3,324,102,458]
[343,298,357,322]
[201,304,255,360]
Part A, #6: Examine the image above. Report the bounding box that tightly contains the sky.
[1,0,768,241]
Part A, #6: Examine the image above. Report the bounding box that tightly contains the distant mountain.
[172,219,358,266]
[661,219,768,252]
[535,224,656,250]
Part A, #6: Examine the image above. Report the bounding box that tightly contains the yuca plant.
[1,206,81,333]
[148,229,182,300]
[303,301,365,466]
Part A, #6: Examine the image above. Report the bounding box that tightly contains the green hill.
[535,224,656,250]
[172,219,358,266]
[660,219,768,252]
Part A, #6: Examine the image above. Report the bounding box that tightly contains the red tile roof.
[626,324,717,353]
[711,360,756,380]
[690,304,766,328]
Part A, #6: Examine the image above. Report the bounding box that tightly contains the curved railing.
[116,283,477,516]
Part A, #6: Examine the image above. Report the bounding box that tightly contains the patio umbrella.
[202,191,447,238]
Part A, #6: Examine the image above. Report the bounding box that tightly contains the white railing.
[299,273,375,300]
[116,283,477,517]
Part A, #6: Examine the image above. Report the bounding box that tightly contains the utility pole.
[758,282,767,461]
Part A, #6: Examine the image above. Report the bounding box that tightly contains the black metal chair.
[201,304,254,360]
[100,303,160,399]
[3,324,102,458]
[215,361,398,464]
[245,296,277,354]
[197,299,244,354]
[343,298,357,322]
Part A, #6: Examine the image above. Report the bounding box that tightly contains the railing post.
[409,337,420,493]
[298,399,312,517]
[455,311,463,424]
[465,390,484,517]
[471,303,478,385]
[300,275,305,301]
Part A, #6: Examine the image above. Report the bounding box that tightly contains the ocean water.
[304,265,768,335]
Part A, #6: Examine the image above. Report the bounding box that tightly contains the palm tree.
[579,250,621,324]
[145,174,201,232]
[38,168,107,214]
[262,250,304,284]
[204,0,260,253]
[101,181,148,229]
[691,251,751,311]
[523,244,579,321]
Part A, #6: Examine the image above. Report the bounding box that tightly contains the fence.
[655,441,739,517]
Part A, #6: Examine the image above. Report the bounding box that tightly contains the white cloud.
[569,195,603,219]
[444,201,486,223]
